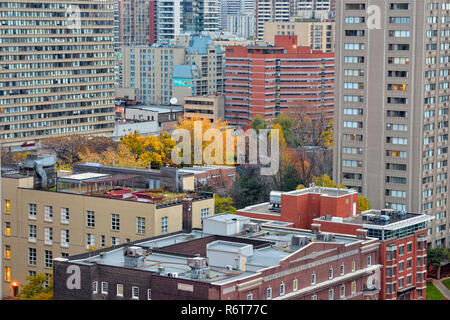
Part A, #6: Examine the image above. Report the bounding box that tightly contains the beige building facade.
[1,175,214,297]
[0,0,116,146]
[333,0,450,248]
[264,20,335,52]
[184,95,225,123]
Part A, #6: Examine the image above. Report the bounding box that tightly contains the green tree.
[250,115,267,134]
[427,247,450,279]
[231,170,271,209]
[18,273,53,300]
[215,194,237,214]
[273,113,300,148]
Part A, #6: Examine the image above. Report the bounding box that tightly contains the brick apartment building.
[315,210,432,300]
[224,35,335,126]
[236,186,433,300]
[1,157,214,298]
[53,214,381,300]
[179,166,237,194]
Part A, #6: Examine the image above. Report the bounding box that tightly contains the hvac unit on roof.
[244,222,261,233]
[291,235,311,247]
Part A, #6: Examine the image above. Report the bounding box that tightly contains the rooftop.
[66,214,366,285]
[333,209,434,230]
[126,105,183,113]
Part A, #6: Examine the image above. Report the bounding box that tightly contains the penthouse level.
[53,213,382,300]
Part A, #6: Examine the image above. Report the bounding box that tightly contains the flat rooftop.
[67,215,363,285]
[126,105,183,113]
[340,210,433,229]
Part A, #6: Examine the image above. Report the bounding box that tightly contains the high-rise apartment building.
[333,0,450,248]
[157,0,183,44]
[0,0,116,145]
[255,0,292,40]
[120,35,224,105]
[118,0,157,46]
[224,35,334,127]
[183,0,220,34]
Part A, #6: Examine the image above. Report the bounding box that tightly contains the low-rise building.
[1,166,214,298]
[179,165,237,193]
[314,209,433,300]
[183,95,225,123]
[124,105,183,132]
[53,213,381,300]
[236,186,433,300]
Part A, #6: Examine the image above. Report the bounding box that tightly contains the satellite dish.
[170,97,178,105]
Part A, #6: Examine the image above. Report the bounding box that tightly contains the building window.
[92,281,98,294]
[87,234,95,249]
[406,274,412,286]
[399,261,404,272]
[340,263,345,276]
[311,272,316,285]
[293,278,298,291]
[44,227,53,245]
[44,250,52,268]
[418,289,423,299]
[161,216,168,234]
[147,289,152,300]
[280,282,285,296]
[406,258,412,270]
[101,282,108,295]
[266,287,272,300]
[367,255,372,266]
[329,267,334,279]
[328,288,334,300]
[247,293,253,300]
[29,225,37,242]
[44,206,53,222]
[351,281,356,295]
[61,230,69,248]
[399,277,404,289]
[117,284,124,297]
[29,204,37,220]
[352,260,356,272]
[87,211,95,228]
[28,271,36,277]
[132,286,139,300]
[111,237,119,246]
[137,217,146,235]
[5,245,11,259]
[399,245,404,256]
[28,248,36,266]
[101,235,105,247]
[5,267,11,282]
[340,285,345,298]
[5,200,11,214]
[406,242,412,253]
[111,214,120,231]
[4,222,11,236]
[61,208,69,224]
[201,208,210,220]
[311,294,317,300]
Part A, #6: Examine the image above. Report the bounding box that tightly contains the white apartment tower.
[334,0,450,248]
[256,0,292,40]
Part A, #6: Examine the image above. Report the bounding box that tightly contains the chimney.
[182,198,193,233]
[356,229,368,240]
[311,224,321,234]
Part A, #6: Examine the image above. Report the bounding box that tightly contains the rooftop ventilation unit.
[269,191,282,211]
[123,246,145,267]
[244,222,261,233]
[291,235,311,247]
[316,233,335,242]
[187,257,209,270]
